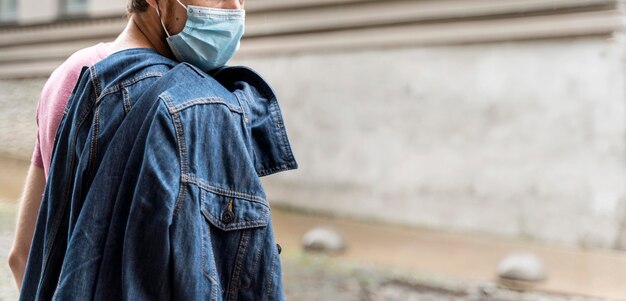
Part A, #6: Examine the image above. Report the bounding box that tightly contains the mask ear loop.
[155,0,171,37]
[175,0,187,9]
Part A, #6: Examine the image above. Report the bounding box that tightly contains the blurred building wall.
[1,0,625,249]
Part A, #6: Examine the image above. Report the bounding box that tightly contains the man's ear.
[145,0,158,9]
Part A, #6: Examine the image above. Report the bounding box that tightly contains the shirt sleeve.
[31,133,44,168]
[31,96,44,168]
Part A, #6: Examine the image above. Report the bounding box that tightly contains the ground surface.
[0,199,611,301]
[280,250,607,301]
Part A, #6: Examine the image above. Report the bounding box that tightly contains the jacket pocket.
[199,189,270,231]
[198,188,271,300]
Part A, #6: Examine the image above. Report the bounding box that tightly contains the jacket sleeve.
[117,98,182,300]
[19,66,96,301]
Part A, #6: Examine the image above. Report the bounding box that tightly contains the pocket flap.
[200,189,270,231]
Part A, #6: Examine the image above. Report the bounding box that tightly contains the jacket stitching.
[202,209,269,231]
[88,105,100,183]
[122,87,131,115]
[269,100,296,163]
[227,229,251,301]
[232,91,249,125]
[233,90,254,160]
[201,190,209,278]
[188,175,267,206]
[97,72,164,103]
[90,65,101,97]
[265,242,277,301]
[162,95,189,217]
[257,164,296,177]
[200,191,221,285]
[250,233,263,288]
[168,98,243,114]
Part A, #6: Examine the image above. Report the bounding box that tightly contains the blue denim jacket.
[20,48,298,300]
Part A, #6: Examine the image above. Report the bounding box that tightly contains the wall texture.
[0,78,45,160]
[236,36,626,249]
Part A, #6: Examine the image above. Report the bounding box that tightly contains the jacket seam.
[269,100,296,163]
[226,229,251,301]
[90,65,101,97]
[88,105,100,182]
[265,243,277,301]
[202,208,269,231]
[232,91,249,123]
[168,97,243,114]
[122,87,131,114]
[40,83,97,292]
[187,175,268,206]
[96,72,164,104]
[257,163,297,177]
[161,94,189,217]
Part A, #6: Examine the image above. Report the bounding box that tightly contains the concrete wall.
[88,0,125,18]
[17,0,58,24]
[236,37,626,249]
[15,0,125,24]
[0,78,45,160]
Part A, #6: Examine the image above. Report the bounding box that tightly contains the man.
[13,0,297,299]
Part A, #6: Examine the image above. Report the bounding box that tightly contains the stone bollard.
[301,226,346,254]
[496,251,546,284]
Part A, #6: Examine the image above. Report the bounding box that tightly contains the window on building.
[60,0,87,16]
[0,0,17,23]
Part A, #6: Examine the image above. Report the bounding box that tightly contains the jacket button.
[221,210,234,224]
[276,243,282,254]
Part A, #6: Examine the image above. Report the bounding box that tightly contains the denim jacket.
[20,48,298,301]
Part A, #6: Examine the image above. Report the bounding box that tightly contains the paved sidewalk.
[281,251,608,301]
[0,199,620,301]
[272,207,626,300]
[1,153,624,301]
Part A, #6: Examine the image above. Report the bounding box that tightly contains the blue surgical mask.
[157,0,245,72]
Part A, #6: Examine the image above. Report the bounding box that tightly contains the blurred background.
[1,0,626,300]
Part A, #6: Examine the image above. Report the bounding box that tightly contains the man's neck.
[107,13,175,59]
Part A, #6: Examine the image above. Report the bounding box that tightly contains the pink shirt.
[31,43,110,180]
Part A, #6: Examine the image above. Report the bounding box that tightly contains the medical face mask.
[157,0,245,72]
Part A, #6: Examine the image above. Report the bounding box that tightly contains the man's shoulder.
[53,43,107,75]
[157,63,276,113]
[91,48,178,95]
[41,43,108,99]
[157,63,240,111]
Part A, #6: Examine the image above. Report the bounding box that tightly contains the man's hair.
[127,0,149,14]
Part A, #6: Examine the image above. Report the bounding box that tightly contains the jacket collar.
[211,65,298,177]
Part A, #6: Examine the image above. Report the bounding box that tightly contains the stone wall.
[235,36,626,249]
[0,78,45,160]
